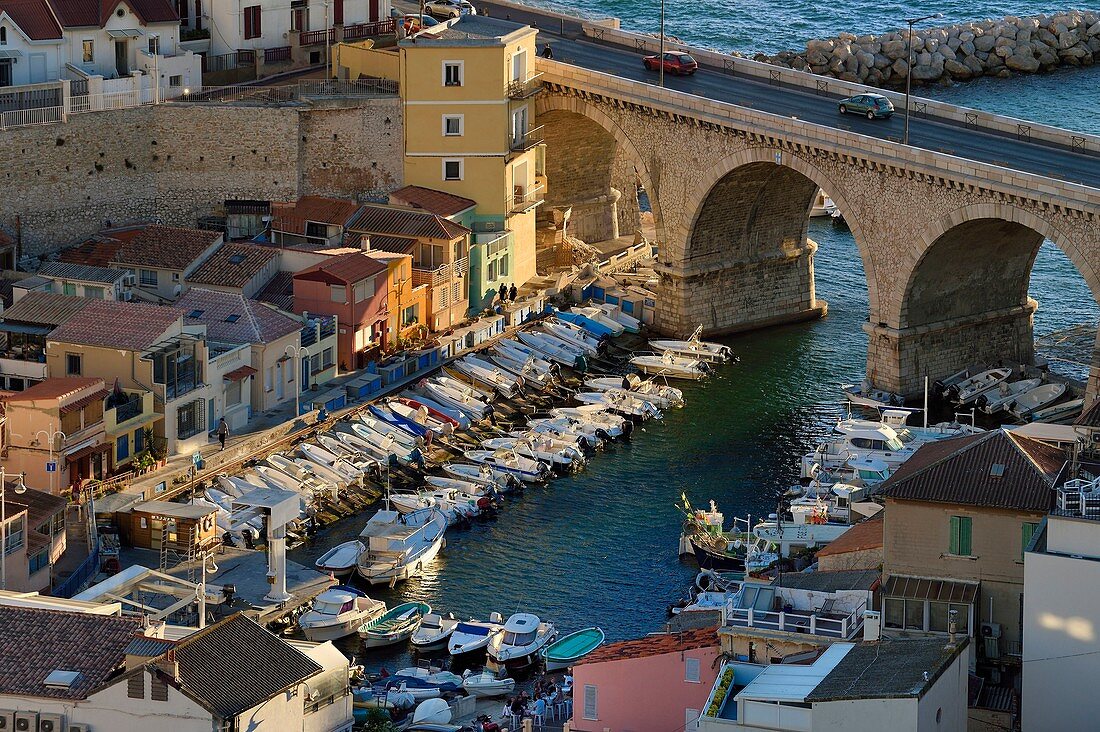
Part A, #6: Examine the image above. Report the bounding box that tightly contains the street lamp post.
[0,471,27,590]
[904,13,943,145]
[35,425,67,500]
[285,344,308,419]
[658,0,666,88]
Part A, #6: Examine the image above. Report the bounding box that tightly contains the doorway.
[114,40,128,76]
[28,53,46,83]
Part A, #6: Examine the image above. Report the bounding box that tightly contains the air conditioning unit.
[482,220,499,231]
[0,711,14,731]
[38,714,63,732]
[980,622,1002,639]
[123,273,136,286]
[13,713,36,732]
[121,291,133,301]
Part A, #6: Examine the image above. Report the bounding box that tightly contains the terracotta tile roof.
[1075,397,1100,428]
[49,0,178,28]
[58,387,110,414]
[4,376,103,402]
[57,236,125,268]
[39,261,127,284]
[48,300,185,351]
[347,204,470,241]
[111,224,222,272]
[578,626,717,666]
[0,606,141,699]
[815,517,884,558]
[0,0,63,39]
[1,292,91,326]
[168,613,322,718]
[176,288,300,345]
[254,271,295,311]
[187,243,279,290]
[224,365,257,382]
[293,251,387,286]
[389,185,477,218]
[366,234,417,255]
[271,195,362,235]
[879,429,1066,513]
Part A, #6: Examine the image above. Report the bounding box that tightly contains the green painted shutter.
[959,517,972,556]
[1021,522,1038,558]
[949,516,960,555]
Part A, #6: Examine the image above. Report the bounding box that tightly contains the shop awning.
[223,365,257,382]
[883,575,979,605]
[106,29,143,38]
[65,442,111,464]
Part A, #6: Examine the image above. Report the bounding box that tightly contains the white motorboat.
[948,368,1012,405]
[507,430,588,458]
[424,475,493,497]
[976,378,1042,414]
[877,409,984,444]
[541,321,601,356]
[317,433,377,469]
[411,613,459,651]
[388,400,456,437]
[810,189,838,217]
[799,418,918,478]
[461,670,516,698]
[487,352,554,389]
[517,330,587,368]
[573,306,626,336]
[594,302,641,333]
[392,488,483,524]
[336,428,399,464]
[356,508,448,585]
[421,380,492,421]
[630,352,708,380]
[448,613,505,659]
[842,381,903,408]
[442,462,517,491]
[357,415,420,451]
[315,540,365,580]
[495,340,560,379]
[398,393,472,430]
[585,374,684,409]
[299,442,365,483]
[451,357,520,397]
[575,390,662,420]
[410,698,452,726]
[752,511,852,556]
[435,374,495,402]
[264,453,337,495]
[251,465,303,494]
[649,326,732,362]
[298,585,386,642]
[550,406,629,437]
[1011,382,1068,419]
[463,449,549,483]
[481,437,580,469]
[1028,396,1084,423]
[487,613,557,670]
[528,417,606,446]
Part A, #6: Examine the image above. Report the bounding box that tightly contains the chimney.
[360,234,371,252]
[863,610,881,642]
[948,608,958,644]
[154,651,180,682]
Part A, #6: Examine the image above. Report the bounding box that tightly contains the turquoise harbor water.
[290,5,1100,671]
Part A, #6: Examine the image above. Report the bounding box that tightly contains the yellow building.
[336,16,546,312]
[366,248,430,347]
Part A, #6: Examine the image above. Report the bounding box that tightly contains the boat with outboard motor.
[649,326,732,362]
[630,351,708,380]
[355,508,448,585]
[541,627,605,671]
[298,585,386,642]
[448,613,505,660]
[314,540,365,580]
[410,612,459,651]
[358,601,432,648]
[487,613,557,670]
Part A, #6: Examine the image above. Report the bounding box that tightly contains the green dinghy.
[357,601,431,648]
[541,627,605,671]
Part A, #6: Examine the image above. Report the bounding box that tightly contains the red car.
[643,52,698,75]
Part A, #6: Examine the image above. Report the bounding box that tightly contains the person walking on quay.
[541,43,554,59]
[216,417,230,450]
[508,282,517,302]
[498,282,508,303]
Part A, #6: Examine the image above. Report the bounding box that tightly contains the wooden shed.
[124,500,221,554]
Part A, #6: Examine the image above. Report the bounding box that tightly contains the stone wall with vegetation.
[754,10,1100,86]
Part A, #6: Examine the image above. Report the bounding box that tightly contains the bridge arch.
[535,94,664,245]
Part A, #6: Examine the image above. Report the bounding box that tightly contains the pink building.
[570,626,720,732]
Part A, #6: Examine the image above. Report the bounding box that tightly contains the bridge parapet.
[576,23,1100,165]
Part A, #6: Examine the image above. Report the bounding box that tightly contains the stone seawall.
[752,10,1100,87]
[0,98,403,256]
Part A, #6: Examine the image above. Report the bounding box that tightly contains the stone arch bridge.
[534,59,1100,397]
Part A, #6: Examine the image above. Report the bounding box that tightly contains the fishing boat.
[947,368,1012,404]
[410,613,459,651]
[442,462,518,491]
[487,613,557,670]
[451,357,521,397]
[397,394,471,430]
[517,330,587,369]
[841,381,904,408]
[541,321,601,356]
[421,379,493,421]
[1028,396,1084,423]
[629,352,708,380]
[541,627,605,671]
[575,390,662,420]
[355,508,448,585]
[464,449,549,483]
[649,326,732,362]
[585,374,684,409]
[358,601,432,648]
[448,614,505,660]
[481,437,580,469]
[461,669,516,698]
[487,352,554,389]
[572,306,627,336]
[976,378,1042,414]
[315,540,365,580]
[298,585,386,642]
[593,302,641,333]
[553,308,618,338]
[369,404,432,439]
[550,406,630,438]
[1011,382,1068,419]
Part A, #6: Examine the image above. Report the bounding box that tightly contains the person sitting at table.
[531,693,548,721]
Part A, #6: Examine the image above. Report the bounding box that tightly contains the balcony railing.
[413,256,469,289]
[507,71,544,99]
[299,28,336,46]
[723,598,866,640]
[264,46,292,64]
[343,19,396,40]
[509,125,544,153]
[509,184,545,213]
[1057,479,1100,519]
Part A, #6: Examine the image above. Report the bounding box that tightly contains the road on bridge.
[420,0,1100,191]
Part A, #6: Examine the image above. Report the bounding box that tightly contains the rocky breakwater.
[758,10,1100,86]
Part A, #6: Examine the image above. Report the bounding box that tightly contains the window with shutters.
[128,673,145,699]
[583,684,597,720]
[151,675,169,701]
[1021,521,1039,559]
[353,278,374,303]
[243,5,261,39]
[330,284,347,303]
[333,0,343,24]
[948,515,972,556]
[685,657,700,683]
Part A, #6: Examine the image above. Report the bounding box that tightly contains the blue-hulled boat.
[369,405,431,438]
[553,308,616,338]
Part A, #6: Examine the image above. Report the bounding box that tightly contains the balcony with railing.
[507,71,544,99]
[509,124,544,154]
[413,256,469,288]
[1055,478,1100,519]
[105,390,158,434]
[509,184,545,214]
[722,589,866,641]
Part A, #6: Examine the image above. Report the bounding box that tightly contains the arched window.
[0,27,8,45]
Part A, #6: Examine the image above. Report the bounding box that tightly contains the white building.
[1021,479,1100,731]
[205,0,389,56]
[0,0,63,86]
[698,638,970,732]
[0,606,353,732]
[35,261,134,301]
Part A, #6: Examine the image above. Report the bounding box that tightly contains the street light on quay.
[285,343,309,420]
[904,12,944,145]
[0,470,27,590]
